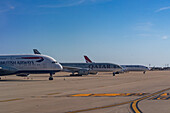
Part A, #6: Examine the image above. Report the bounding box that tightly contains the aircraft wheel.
[49,73,54,80]
[49,77,53,80]
[115,72,119,74]
[77,74,83,76]
[70,74,75,76]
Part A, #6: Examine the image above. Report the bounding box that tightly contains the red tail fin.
[84,55,93,63]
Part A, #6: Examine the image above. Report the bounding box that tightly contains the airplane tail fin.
[33,49,41,54]
[84,55,93,63]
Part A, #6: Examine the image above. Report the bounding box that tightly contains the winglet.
[84,55,93,63]
[33,49,41,54]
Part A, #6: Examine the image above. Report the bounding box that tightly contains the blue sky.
[0,0,170,66]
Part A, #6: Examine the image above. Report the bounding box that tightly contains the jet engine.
[89,71,98,75]
[77,69,89,75]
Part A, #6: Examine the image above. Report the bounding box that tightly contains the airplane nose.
[56,63,63,71]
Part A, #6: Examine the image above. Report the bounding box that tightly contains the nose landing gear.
[49,73,54,80]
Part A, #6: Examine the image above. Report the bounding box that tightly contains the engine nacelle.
[89,71,98,75]
[78,69,89,75]
[16,74,29,77]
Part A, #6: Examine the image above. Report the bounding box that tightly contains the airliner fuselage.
[0,54,62,80]
[61,63,122,76]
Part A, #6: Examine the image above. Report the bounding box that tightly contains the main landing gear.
[49,73,54,80]
[70,72,82,76]
[70,74,83,76]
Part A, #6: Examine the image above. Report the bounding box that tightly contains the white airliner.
[61,63,122,76]
[33,49,122,76]
[0,51,63,80]
[84,55,149,74]
[120,65,149,74]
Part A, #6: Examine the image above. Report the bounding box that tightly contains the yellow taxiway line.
[0,98,23,102]
[149,93,170,100]
[130,88,170,113]
[70,93,148,97]
[67,88,170,113]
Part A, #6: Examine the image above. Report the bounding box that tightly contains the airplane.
[33,49,122,76]
[84,55,149,74]
[61,63,122,76]
[119,65,149,74]
[0,50,63,80]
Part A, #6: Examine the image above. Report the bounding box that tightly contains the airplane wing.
[62,66,89,75]
[62,66,83,72]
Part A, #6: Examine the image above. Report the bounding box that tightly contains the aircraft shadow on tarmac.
[0,79,46,82]
[54,75,103,78]
[28,74,73,77]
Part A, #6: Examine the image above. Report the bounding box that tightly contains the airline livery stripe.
[21,57,43,59]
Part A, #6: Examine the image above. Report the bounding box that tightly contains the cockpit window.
[52,61,57,63]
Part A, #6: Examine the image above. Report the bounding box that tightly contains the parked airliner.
[61,63,122,76]
[33,49,122,76]
[84,55,149,74]
[119,65,149,74]
[0,51,63,80]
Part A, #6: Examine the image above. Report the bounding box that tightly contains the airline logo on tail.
[33,49,41,54]
[84,55,93,63]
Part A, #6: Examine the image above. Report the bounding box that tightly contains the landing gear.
[70,74,82,76]
[49,77,53,80]
[70,74,74,76]
[115,72,119,74]
[113,72,116,76]
[70,72,75,76]
[77,74,83,76]
[49,73,54,80]
[70,72,83,76]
